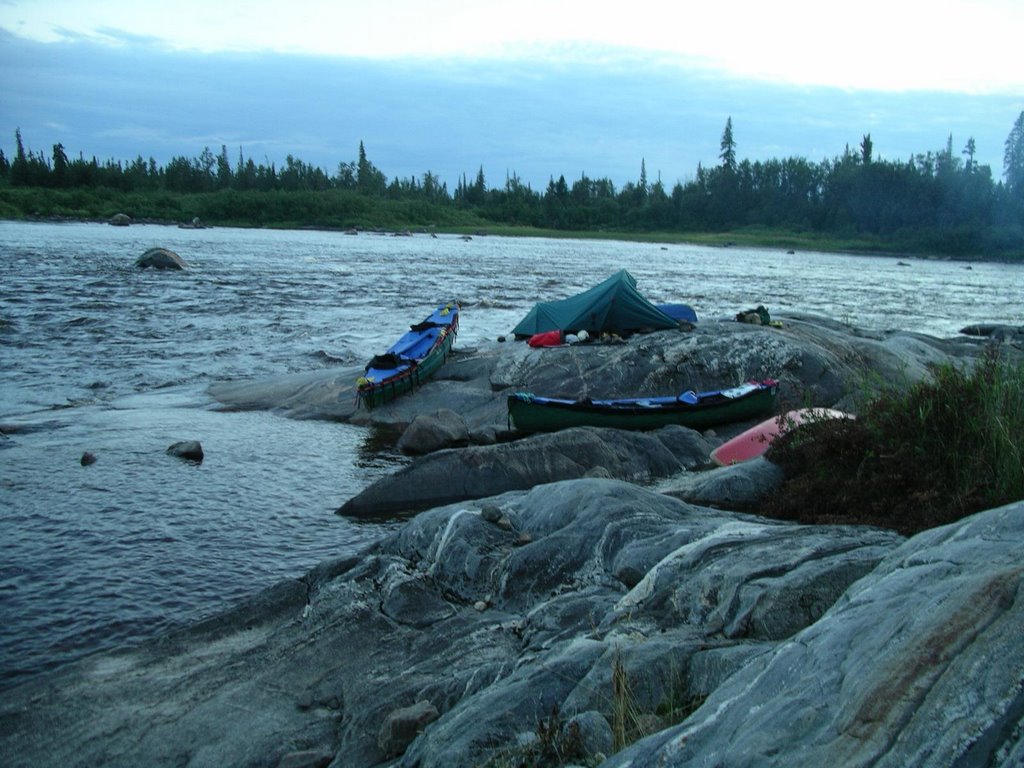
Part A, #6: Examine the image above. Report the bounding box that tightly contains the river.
[1,220,1020,690]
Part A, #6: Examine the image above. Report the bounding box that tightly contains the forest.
[1,112,1023,260]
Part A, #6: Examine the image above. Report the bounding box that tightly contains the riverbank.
[8,210,1013,264]
[4,315,1023,767]
[3,186,1021,262]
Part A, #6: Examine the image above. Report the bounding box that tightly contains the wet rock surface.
[3,315,1022,767]
[3,481,1021,767]
[209,313,993,433]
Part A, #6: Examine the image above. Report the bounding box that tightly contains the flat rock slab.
[336,425,714,517]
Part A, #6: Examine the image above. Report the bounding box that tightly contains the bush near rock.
[764,348,1024,535]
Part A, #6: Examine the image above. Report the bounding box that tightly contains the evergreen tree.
[198,147,217,191]
[52,143,69,187]
[1004,111,1024,198]
[217,145,232,190]
[357,141,371,192]
[963,137,977,173]
[860,134,873,165]
[473,165,486,203]
[356,141,385,195]
[11,128,29,186]
[719,117,737,171]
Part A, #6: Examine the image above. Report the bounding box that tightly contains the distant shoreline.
[4,214,1013,264]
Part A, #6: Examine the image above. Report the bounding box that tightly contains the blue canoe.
[356,302,459,408]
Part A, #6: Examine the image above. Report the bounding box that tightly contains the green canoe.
[507,380,778,433]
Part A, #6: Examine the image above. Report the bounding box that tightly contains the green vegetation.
[765,348,1024,535]
[2,113,1024,259]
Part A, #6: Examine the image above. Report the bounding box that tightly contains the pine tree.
[52,143,69,187]
[216,145,232,190]
[719,117,736,171]
[11,128,28,186]
[860,134,873,165]
[357,141,372,194]
[1004,111,1024,198]
[963,137,977,173]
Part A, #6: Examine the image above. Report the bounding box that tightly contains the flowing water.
[1,220,1021,690]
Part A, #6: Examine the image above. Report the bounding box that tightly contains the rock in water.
[136,247,188,270]
[166,440,203,462]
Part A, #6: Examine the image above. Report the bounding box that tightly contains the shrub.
[764,347,1024,535]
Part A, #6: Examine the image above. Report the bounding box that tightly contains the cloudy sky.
[1,0,1021,190]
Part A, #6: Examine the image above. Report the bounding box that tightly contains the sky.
[1,0,1022,190]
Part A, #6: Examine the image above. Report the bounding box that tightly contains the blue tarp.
[656,303,698,323]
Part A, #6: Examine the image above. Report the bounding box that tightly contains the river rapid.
[1,220,1021,690]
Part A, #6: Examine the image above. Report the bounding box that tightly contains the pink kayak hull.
[711,408,851,466]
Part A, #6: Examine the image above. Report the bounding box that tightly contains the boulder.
[166,440,203,462]
[136,247,188,270]
[377,700,440,757]
[0,480,907,768]
[276,751,332,768]
[337,425,714,517]
[959,323,1024,347]
[565,710,613,760]
[396,409,469,454]
[109,213,131,226]
[659,456,785,511]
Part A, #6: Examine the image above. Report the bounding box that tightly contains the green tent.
[513,270,677,338]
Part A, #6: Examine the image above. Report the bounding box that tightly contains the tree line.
[2,112,1023,258]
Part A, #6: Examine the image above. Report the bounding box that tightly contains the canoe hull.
[357,302,459,409]
[711,407,851,465]
[507,381,777,433]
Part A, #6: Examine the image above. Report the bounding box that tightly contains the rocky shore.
[2,314,1022,767]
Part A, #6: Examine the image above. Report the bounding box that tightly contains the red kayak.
[711,408,852,466]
